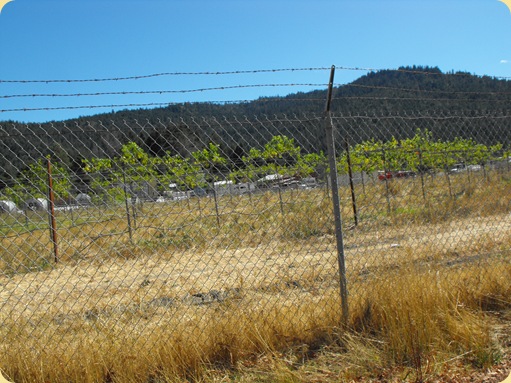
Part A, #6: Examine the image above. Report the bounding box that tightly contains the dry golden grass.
[0,170,510,382]
[1,261,509,383]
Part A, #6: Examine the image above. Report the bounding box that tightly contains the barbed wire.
[2,96,511,114]
[0,83,327,99]
[1,65,511,117]
[0,67,334,84]
[3,82,511,100]
[2,65,509,85]
[0,97,330,114]
[0,102,173,114]
[0,99,508,382]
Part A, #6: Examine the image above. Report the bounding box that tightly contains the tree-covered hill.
[0,66,510,189]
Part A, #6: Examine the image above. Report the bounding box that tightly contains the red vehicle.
[378,170,416,180]
[377,171,392,180]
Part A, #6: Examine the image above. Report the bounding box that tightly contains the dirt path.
[0,213,510,322]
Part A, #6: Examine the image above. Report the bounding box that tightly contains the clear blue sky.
[0,0,510,123]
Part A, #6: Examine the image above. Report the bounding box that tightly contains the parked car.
[378,170,416,180]
[450,163,466,173]
[467,164,482,172]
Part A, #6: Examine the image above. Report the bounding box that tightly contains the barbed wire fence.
[0,66,510,380]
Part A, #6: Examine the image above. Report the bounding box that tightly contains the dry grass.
[0,170,510,382]
[1,261,509,382]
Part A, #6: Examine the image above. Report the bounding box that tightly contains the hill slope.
[0,66,510,188]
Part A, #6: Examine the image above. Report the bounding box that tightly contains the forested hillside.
[0,66,510,189]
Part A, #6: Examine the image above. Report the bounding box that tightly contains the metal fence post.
[324,66,349,324]
[121,164,133,243]
[213,186,221,227]
[418,146,426,201]
[46,157,59,263]
[277,185,285,216]
[344,136,358,226]
[382,147,391,215]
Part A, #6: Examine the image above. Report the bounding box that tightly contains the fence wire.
[0,111,510,379]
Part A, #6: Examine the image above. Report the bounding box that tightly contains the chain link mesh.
[0,111,509,379]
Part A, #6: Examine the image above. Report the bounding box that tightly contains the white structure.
[75,193,92,205]
[24,198,48,211]
[257,174,283,184]
[0,200,19,213]
[297,177,318,189]
[162,183,192,200]
[232,182,256,195]
[212,180,234,196]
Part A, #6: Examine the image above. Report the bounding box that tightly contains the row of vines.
[0,129,506,207]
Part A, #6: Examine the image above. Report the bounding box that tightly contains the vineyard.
[0,129,505,211]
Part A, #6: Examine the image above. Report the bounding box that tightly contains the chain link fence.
[0,111,510,379]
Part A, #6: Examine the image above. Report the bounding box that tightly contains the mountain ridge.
[0,65,510,189]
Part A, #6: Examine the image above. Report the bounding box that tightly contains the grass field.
[0,170,510,382]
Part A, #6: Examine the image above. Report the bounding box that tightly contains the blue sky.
[0,0,510,123]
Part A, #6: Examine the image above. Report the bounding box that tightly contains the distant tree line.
[1,66,511,192]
